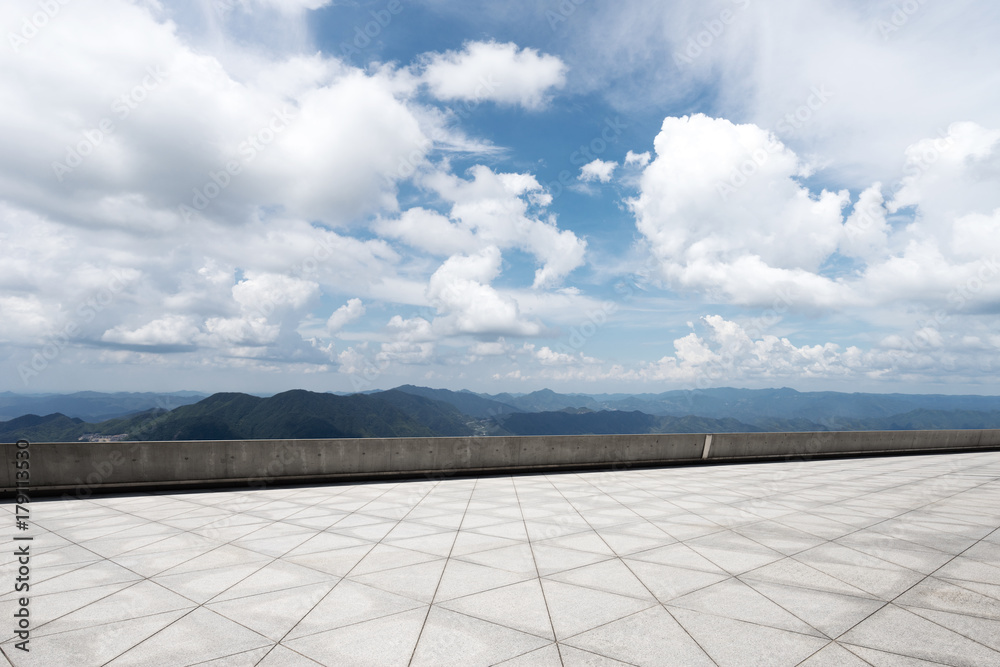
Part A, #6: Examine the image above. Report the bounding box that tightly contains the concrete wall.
[3,429,999,496]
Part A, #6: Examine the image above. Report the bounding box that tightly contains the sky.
[2,0,1000,396]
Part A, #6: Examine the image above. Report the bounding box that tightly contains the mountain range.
[2,386,1000,443]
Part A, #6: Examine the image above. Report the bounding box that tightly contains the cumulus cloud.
[597,314,1000,387]
[426,246,540,336]
[630,115,1000,315]
[101,315,202,347]
[630,114,852,307]
[0,2,443,232]
[624,151,651,167]
[327,298,365,334]
[420,41,567,109]
[579,159,617,183]
[376,166,587,292]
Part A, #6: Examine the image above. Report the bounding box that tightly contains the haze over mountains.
[3,386,1000,443]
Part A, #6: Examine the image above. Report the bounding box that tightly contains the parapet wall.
[4,428,1000,497]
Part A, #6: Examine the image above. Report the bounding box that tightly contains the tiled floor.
[2,450,1000,666]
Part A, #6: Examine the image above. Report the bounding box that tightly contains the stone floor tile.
[156,544,273,576]
[741,579,884,638]
[539,579,655,639]
[626,541,731,574]
[843,643,955,666]
[105,607,271,666]
[557,645,637,665]
[409,606,550,667]
[563,606,715,666]
[669,578,823,636]
[207,582,336,641]
[211,558,335,602]
[546,558,654,600]
[894,576,1000,620]
[450,530,523,556]
[254,644,325,666]
[733,520,829,555]
[492,643,563,666]
[593,529,673,556]
[188,646,274,666]
[348,543,441,576]
[454,543,538,576]
[904,605,1000,653]
[348,558,447,603]
[152,562,265,604]
[439,579,554,639]
[668,606,829,667]
[840,604,1000,667]
[741,557,876,599]
[933,555,1000,586]
[282,530,371,557]
[792,544,925,599]
[285,580,424,639]
[797,642,871,666]
[434,558,534,601]
[624,558,731,602]
[284,544,374,577]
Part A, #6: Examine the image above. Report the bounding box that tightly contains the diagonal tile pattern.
[2,450,999,665]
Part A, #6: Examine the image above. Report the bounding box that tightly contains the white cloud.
[0,3,437,230]
[102,315,202,347]
[469,338,511,357]
[414,165,587,289]
[426,246,540,336]
[205,315,279,346]
[630,115,1000,316]
[373,207,476,256]
[232,272,319,313]
[254,0,332,11]
[420,41,567,110]
[624,151,651,167]
[579,159,617,183]
[386,315,434,342]
[327,298,365,333]
[601,314,998,387]
[630,114,852,307]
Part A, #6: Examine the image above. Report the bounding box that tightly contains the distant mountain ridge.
[469,386,1000,423]
[2,385,1000,442]
[0,391,207,422]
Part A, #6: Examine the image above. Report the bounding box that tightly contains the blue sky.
[2,0,1000,395]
